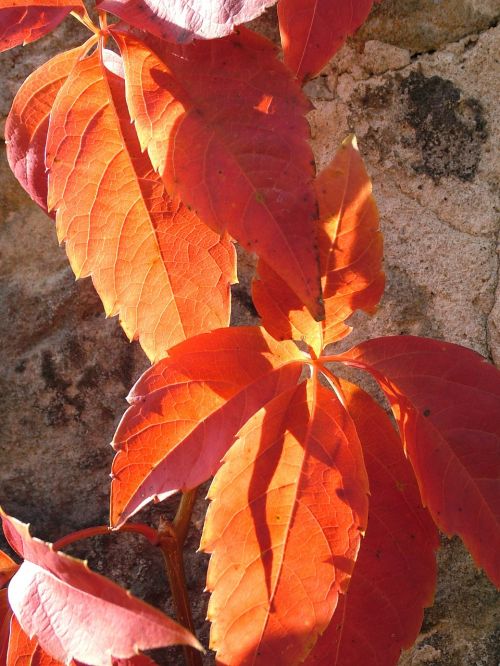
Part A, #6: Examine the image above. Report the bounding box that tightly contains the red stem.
[158,491,202,666]
[52,523,159,551]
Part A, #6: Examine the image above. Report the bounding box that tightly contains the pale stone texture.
[0,1,499,665]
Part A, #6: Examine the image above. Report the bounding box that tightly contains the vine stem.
[52,523,159,551]
[158,488,202,666]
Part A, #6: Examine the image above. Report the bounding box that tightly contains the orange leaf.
[0,0,84,53]
[305,380,439,665]
[110,326,304,527]
[340,336,500,588]
[6,45,83,215]
[1,588,12,663]
[201,379,369,665]
[253,135,384,355]
[278,0,379,81]
[113,28,323,320]
[0,550,19,588]
[1,509,201,665]
[46,49,235,362]
[7,614,64,665]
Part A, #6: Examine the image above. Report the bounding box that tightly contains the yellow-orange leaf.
[0,551,18,588]
[201,379,369,665]
[304,380,438,665]
[253,135,384,356]
[46,50,235,362]
[113,28,323,320]
[110,327,304,527]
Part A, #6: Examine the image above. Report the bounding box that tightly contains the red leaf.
[305,380,439,665]
[253,135,384,355]
[97,0,277,42]
[278,0,378,81]
[0,0,84,53]
[110,326,304,527]
[113,28,323,320]
[0,509,201,665]
[0,550,19,588]
[46,48,235,362]
[5,45,83,215]
[201,379,368,665]
[1,589,12,663]
[339,336,500,588]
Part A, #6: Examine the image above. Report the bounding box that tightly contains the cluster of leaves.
[1,0,499,665]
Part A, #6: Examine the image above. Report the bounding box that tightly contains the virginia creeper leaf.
[0,0,84,53]
[201,379,369,665]
[113,28,323,320]
[110,326,304,527]
[97,0,277,42]
[339,336,500,588]
[278,0,379,81]
[1,588,12,664]
[0,509,201,665]
[0,550,19,588]
[253,135,384,355]
[5,45,83,215]
[46,49,235,363]
[305,379,439,665]
[6,615,157,666]
[7,614,65,665]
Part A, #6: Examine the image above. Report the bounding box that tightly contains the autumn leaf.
[253,135,384,356]
[339,336,500,588]
[0,550,19,588]
[7,614,65,665]
[46,48,235,362]
[113,27,323,320]
[110,326,304,527]
[1,588,12,663]
[0,508,200,666]
[0,0,84,53]
[97,0,277,42]
[201,379,369,665]
[5,614,159,665]
[5,44,85,215]
[278,0,379,81]
[305,380,438,665]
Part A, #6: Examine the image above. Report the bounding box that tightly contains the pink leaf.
[0,509,201,666]
[97,0,278,42]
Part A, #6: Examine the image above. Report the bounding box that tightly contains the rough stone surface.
[0,2,499,666]
[357,0,500,53]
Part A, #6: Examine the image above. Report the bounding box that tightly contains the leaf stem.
[52,523,159,551]
[158,506,202,666]
[70,9,100,35]
[316,362,347,409]
[174,488,198,546]
[319,353,365,370]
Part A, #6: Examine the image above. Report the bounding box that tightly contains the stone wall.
[0,1,499,664]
